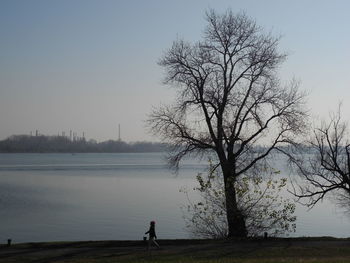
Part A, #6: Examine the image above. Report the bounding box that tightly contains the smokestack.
[118,124,121,141]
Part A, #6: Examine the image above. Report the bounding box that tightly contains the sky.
[1,0,349,142]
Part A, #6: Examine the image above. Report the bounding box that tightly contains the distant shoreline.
[0,151,166,154]
[0,134,168,153]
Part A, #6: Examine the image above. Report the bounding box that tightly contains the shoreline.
[3,236,350,245]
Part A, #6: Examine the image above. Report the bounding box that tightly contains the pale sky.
[1,0,349,142]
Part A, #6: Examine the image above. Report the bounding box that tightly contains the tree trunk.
[223,169,247,238]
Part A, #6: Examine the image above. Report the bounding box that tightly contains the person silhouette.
[145,221,160,249]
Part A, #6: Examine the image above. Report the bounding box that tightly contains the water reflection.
[0,153,349,243]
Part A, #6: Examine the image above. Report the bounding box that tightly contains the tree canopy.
[149,9,307,237]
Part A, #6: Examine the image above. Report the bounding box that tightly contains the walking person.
[145,221,160,250]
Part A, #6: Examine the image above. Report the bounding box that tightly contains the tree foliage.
[181,164,296,238]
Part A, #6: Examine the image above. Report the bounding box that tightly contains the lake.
[0,153,349,243]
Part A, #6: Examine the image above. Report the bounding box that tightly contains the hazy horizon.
[1,0,349,142]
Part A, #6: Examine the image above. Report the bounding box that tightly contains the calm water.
[0,153,349,243]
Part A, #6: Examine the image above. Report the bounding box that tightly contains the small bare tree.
[288,107,350,209]
[149,9,307,237]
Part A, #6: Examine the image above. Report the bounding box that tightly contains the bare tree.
[288,107,350,208]
[149,10,306,237]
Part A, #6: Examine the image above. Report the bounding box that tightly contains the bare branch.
[149,9,307,237]
[287,106,350,208]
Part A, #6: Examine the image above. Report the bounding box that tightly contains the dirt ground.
[1,238,350,263]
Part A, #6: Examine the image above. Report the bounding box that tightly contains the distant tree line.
[0,135,168,153]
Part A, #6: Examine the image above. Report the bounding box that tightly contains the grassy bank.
[1,238,350,263]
